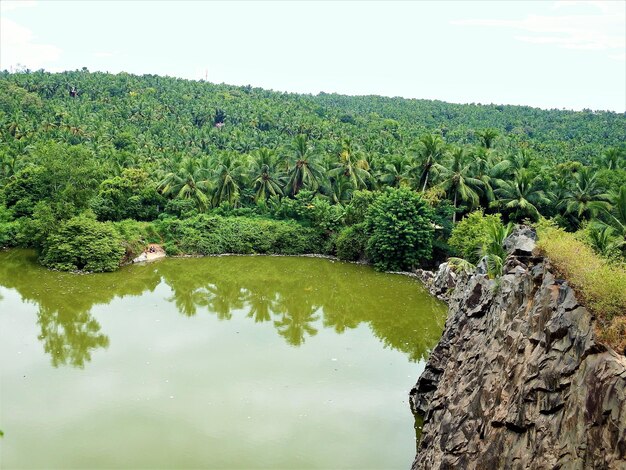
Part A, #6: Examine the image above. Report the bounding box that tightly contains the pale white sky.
[1,0,625,111]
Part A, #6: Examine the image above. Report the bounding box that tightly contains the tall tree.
[435,147,483,222]
[284,134,324,197]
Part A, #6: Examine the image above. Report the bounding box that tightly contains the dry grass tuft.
[537,224,626,354]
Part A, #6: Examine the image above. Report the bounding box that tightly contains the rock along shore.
[410,226,626,469]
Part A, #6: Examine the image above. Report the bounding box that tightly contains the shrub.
[336,223,368,261]
[112,219,158,262]
[344,190,375,225]
[365,188,434,271]
[0,204,18,248]
[537,222,626,353]
[449,210,504,264]
[155,215,325,256]
[41,214,125,272]
[0,220,19,248]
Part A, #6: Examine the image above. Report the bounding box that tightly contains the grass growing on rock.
[537,224,626,353]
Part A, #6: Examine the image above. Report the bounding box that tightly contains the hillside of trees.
[0,69,624,276]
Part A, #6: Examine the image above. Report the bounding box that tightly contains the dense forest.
[0,69,624,347]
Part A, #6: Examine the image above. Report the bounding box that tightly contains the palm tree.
[476,128,499,149]
[210,151,244,207]
[606,184,626,236]
[324,176,354,205]
[480,220,514,278]
[492,169,549,222]
[376,155,413,188]
[601,147,625,170]
[587,223,625,258]
[158,157,211,211]
[435,147,483,222]
[413,134,446,192]
[562,168,611,224]
[250,148,283,202]
[284,134,324,197]
[328,138,372,190]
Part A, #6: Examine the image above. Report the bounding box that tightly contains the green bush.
[365,188,435,271]
[112,219,158,261]
[344,190,375,225]
[41,214,125,272]
[0,204,18,248]
[91,169,164,222]
[449,210,504,264]
[336,223,368,261]
[156,214,325,256]
[0,221,19,248]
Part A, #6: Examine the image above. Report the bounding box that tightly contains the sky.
[1,0,625,112]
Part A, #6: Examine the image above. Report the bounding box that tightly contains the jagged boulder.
[410,226,626,470]
[414,262,457,301]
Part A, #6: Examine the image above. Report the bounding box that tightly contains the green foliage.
[91,169,164,221]
[156,215,325,256]
[17,201,59,249]
[344,190,376,225]
[0,208,19,248]
[112,219,156,261]
[365,188,434,271]
[40,214,125,272]
[1,70,625,271]
[336,223,368,262]
[268,191,343,232]
[163,198,198,218]
[479,220,513,278]
[537,222,626,352]
[449,211,504,264]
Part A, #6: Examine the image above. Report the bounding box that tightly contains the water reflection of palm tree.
[37,305,109,368]
[167,287,211,317]
[273,294,320,346]
[245,288,278,323]
[205,282,246,320]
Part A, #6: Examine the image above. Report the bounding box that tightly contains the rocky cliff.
[410,227,626,469]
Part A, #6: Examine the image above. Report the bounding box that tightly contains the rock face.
[414,263,458,301]
[410,227,626,469]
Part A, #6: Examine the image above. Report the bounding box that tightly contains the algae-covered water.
[0,249,447,469]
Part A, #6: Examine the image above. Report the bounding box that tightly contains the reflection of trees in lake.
[37,305,109,368]
[245,286,278,323]
[1,251,447,366]
[0,250,161,368]
[159,256,447,358]
[273,294,320,346]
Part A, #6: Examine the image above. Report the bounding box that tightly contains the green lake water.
[0,249,447,469]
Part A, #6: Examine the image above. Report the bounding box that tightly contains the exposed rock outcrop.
[414,263,458,301]
[410,227,626,469]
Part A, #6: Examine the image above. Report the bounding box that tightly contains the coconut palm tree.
[158,157,211,211]
[284,134,324,197]
[250,148,283,202]
[376,155,413,188]
[413,134,446,192]
[328,138,372,190]
[476,128,499,149]
[492,169,549,222]
[562,168,611,225]
[324,176,355,205]
[606,185,626,236]
[435,147,483,222]
[587,223,625,258]
[210,151,245,208]
[601,147,625,170]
